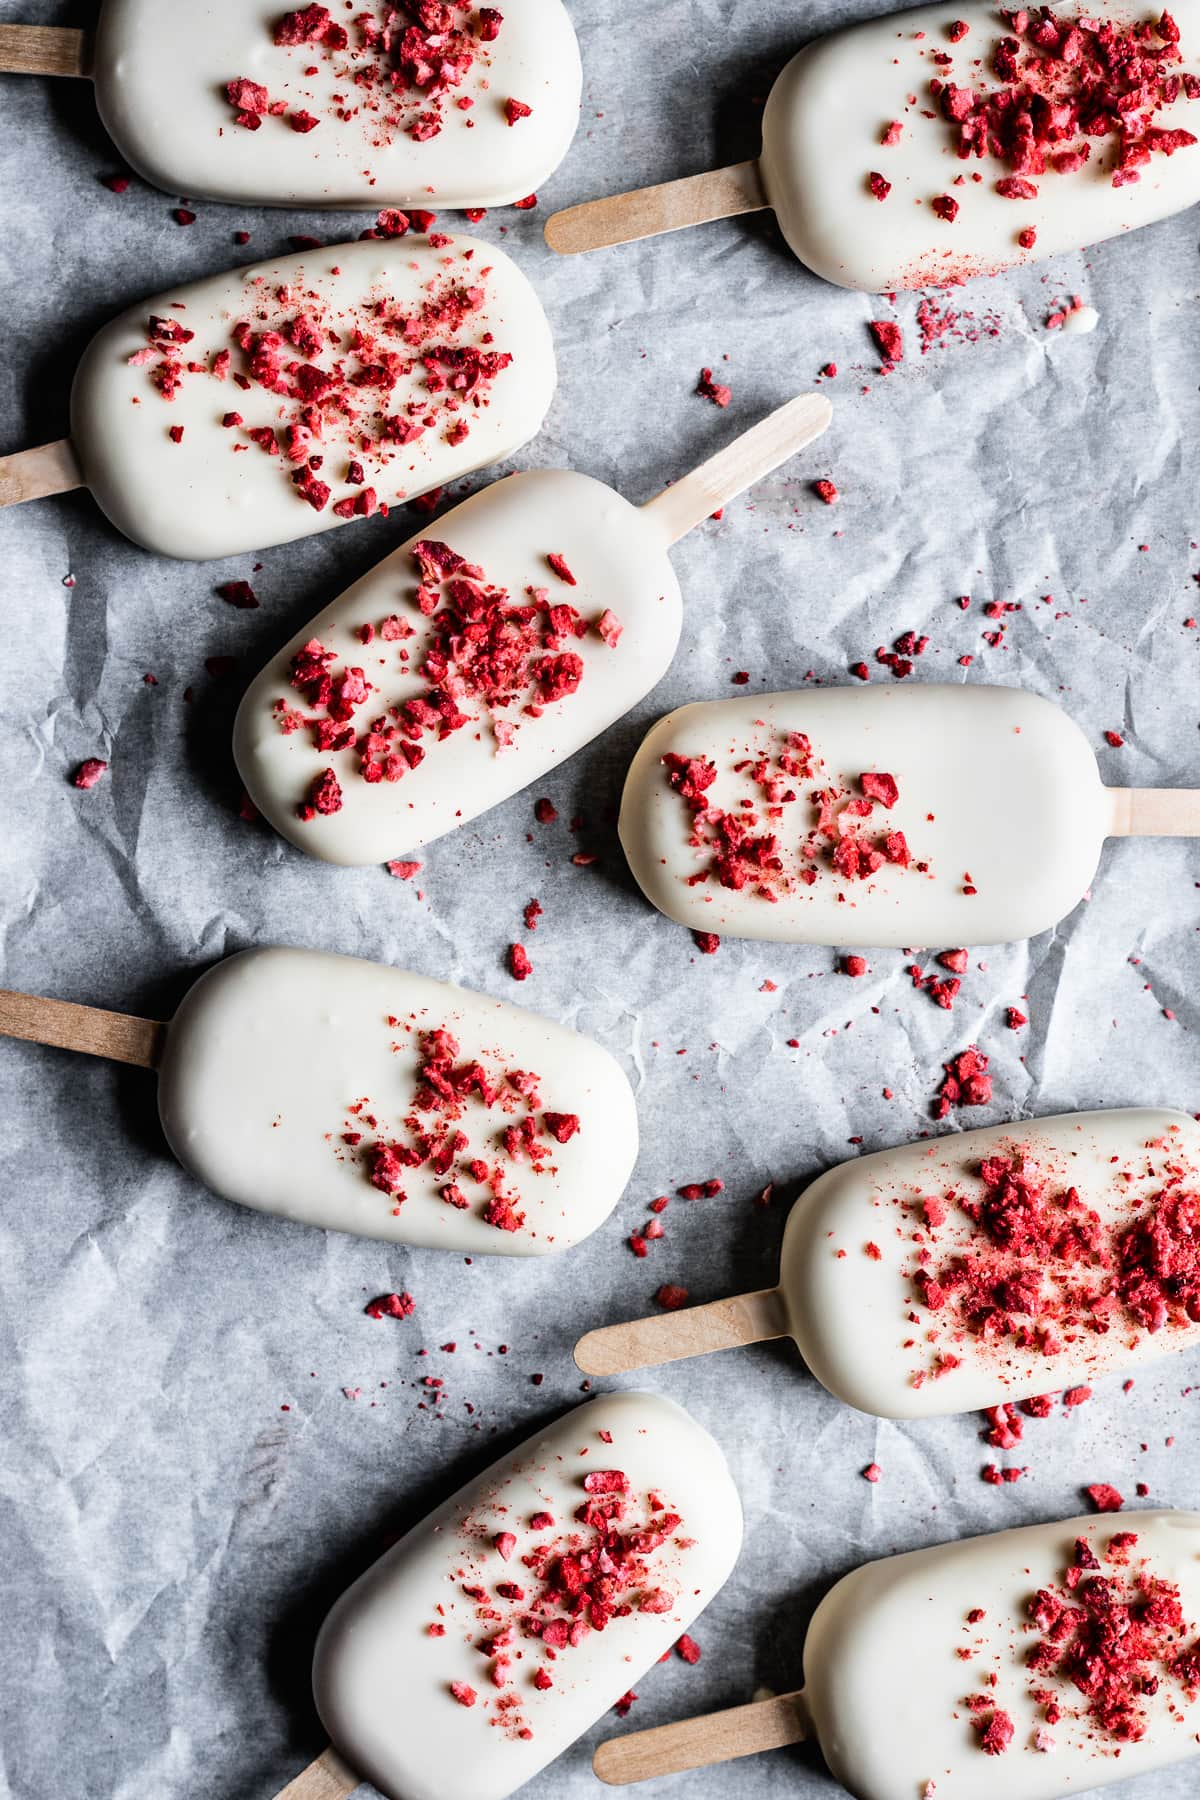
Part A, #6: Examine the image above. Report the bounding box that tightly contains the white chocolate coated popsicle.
[90,0,581,210]
[313,1390,743,1800]
[761,0,1200,291]
[619,684,1116,947]
[804,1511,1200,1800]
[782,1107,1200,1417]
[156,946,636,1253]
[68,234,554,558]
[234,470,682,863]
[577,1108,1200,1417]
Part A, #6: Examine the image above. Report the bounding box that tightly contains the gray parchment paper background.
[3,2,1200,1797]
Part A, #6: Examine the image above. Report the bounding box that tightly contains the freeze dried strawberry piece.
[868,321,903,363]
[860,771,899,807]
[1086,1483,1124,1513]
[290,110,320,132]
[938,948,969,973]
[976,1711,1014,1755]
[697,366,732,407]
[814,478,839,504]
[450,1681,477,1707]
[656,1284,689,1311]
[692,931,720,955]
[676,1634,701,1664]
[546,552,576,586]
[584,1470,629,1495]
[933,1045,991,1116]
[543,1112,580,1143]
[226,76,270,122]
[932,194,960,221]
[73,758,108,790]
[217,579,259,608]
[842,955,869,977]
[483,1196,526,1232]
[534,797,558,824]
[508,944,532,980]
[300,768,343,818]
[596,609,623,647]
[1005,1006,1028,1029]
[996,177,1039,199]
[505,97,532,125]
[364,1290,414,1320]
[376,208,410,237]
[663,752,717,802]
[868,172,892,200]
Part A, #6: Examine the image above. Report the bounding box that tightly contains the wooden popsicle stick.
[0,990,166,1071]
[271,1746,359,1799]
[575,1286,789,1377]
[640,392,832,547]
[1107,787,1200,836]
[594,1691,807,1785]
[0,25,91,77]
[544,161,767,256]
[0,440,84,509]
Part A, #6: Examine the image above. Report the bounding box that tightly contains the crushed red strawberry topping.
[1019,1533,1200,1742]
[333,1021,580,1238]
[278,535,621,812]
[134,246,515,516]
[901,1126,1200,1388]
[697,366,732,407]
[72,758,109,790]
[662,734,926,901]
[226,3,511,150]
[431,1428,698,1739]
[934,8,1196,200]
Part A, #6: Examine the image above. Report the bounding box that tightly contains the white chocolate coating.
[69,236,555,559]
[804,1511,1200,1799]
[155,947,637,1253]
[92,0,581,209]
[760,0,1200,291]
[618,685,1111,947]
[234,470,682,864]
[779,1108,1200,1418]
[313,1390,743,1800]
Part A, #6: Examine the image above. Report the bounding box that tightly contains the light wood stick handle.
[575,1287,788,1377]
[272,1746,359,1799]
[1107,787,1200,836]
[0,990,165,1070]
[594,1691,807,1785]
[544,161,767,256]
[0,440,84,508]
[640,393,832,545]
[0,24,91,77]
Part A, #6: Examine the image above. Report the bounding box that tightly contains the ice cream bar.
[232,393,831,865]
[545,0,1200,292]
[287,1390,743,1800]
[577,1108,1200,1417]
[0,945,636,1253]
[618,684,1200,948]
[0,235,554,559]
[0,1,582,211]
[594,1510,1200,1799]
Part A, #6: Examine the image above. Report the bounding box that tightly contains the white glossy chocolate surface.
[780,1108,1200,1418]
[92,0,581,209]
[618,685,1111,947]
[156,947,636,1253]
[234,469,682,864]
[760,0,1200,291]
[69,236,555,559]
[313,1390,743,1800]
[804,1511,1200,1799]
